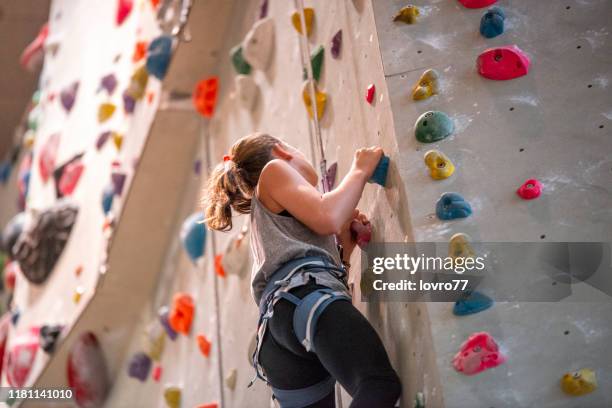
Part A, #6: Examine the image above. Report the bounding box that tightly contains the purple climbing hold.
[123,91,136,114]
[259,0,269,18]
[99,74,118,95]
[60,81,79,113]
[128,352,152,382]
[323,162,337,191]
[96,131,112,151]
[111,171,127,196]
[158,306,178,341]
[194,159,202,175]
[331,30,342,59]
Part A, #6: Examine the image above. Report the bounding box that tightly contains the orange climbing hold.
[197,334,212,357]
[193,77,219,118]
[132,41,148,63]
[168,293,195,335]
[214,254,226,277]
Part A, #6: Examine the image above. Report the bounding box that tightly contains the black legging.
[258,280,401,407]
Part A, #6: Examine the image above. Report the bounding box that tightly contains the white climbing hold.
[242,17,275,71]
[235,75,258,109]
[225,369,237,390]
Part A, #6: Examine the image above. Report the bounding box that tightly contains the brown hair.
[203,133,280,231]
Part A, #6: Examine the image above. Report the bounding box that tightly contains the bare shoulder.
[257,159,295,212]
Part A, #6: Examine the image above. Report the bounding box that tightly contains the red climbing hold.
[4,261,18,291]
[214,254,226,277]
[193,77,219,118]
[6,327,40,387]
[517,178,542,200]
[67,332,110,408]
[39,133,60,183]
[197,334,212,357]
[152,364,162,382]
[20,23,49,72]
[453,332,506,375]
[116,0,134,26]
[169,293,195,335]
[458,0,497,8]
[196,404,219,408]
[132,41,148,63]
[477,45,530,80]
[366,84,376,104]
[350,221,372,250]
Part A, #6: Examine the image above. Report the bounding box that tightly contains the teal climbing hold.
[453,291,493,316]
[368,155,390,186]
[180,212,206,263]
[230,45,252,75]
[310,45,324,82]
[147,35,173,79]
[415,111,454,143]
[436,192,472,220]
[480,7,505,38]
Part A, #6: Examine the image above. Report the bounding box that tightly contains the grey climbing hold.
[415,111,454,143]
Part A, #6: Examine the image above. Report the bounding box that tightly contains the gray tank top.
[249,194,342,303]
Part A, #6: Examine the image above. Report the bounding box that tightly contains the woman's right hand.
[352,146,384,180]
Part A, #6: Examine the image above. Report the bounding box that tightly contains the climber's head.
[203,132,317,231]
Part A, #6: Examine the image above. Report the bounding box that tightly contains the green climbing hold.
[414,111,454,143]
[230,45,252,75]
[414,392,425,408]
[310,45,324,82]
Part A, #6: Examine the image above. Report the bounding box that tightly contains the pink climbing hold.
[6,327,40,387]
[366,84,376,104]
[39,133,61,183]
[152,365,162,382]
[517,178,542,200]
[452,332,506,375]
[67,332,110,408]
[20,23,49,72]
[116,0,134,26]
[58,157,85,196]
[350,221,372,249]
[458,0,497,8]
[477,45,530,80]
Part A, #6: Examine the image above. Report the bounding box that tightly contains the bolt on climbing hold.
[517,178,542,200]
[123,92,136,113]
[242,17,275,71]
[7,327,40,387]
[214,254,226,277]
[144,324,165,361]
[98,103,116,123]
[393,5,419,24]
[368,155,390,186]
[323,162,337,191]
[163,386,181,408]
[102,184,114,214]
[193,76,219,118]
[39,324,63,353]
[55,154,85,197]
[147,35,173,79]
[423,150,454,180]
[415,111,454,143]
[132,40,148,63]
[230,45,252,75]
[180,212,206,263]
[291,8,314,37]
[453,291,493,316]
[235,75,258,110]
[116,0,133,25]
[60,81,79,113]
[11,309,20,326]
[111,132,124,152]
[414,392,425,408]
[309,45,325,82]
[73,286,84,303]
[350,221,372,249]
[412,69,440,101]
[225,369,238,390]
[158,306,178,341]
[128,352,152,382]
[197,334,212,357]
[458,0,497,8]
[480,7,505,38]
[99,73,118,95]
[152,365,162,382]
[366,84,376,104]
[126,65,149,101]
[39,132,60,183]
[331,30,342,58]
[453,332,506,375]
[560,368,597,396]
[477,45,530,80]
[436,193,472,220]
[169,293,195,335]
[449,233,475,259]
[302,80,327,120]
[196,404,219,408]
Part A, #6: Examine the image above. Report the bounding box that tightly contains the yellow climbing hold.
[393,5,419,24]
[164,386,181,408]
[449,233,475,260]
[561,369,597,396]
[73,286,84,304]
[225,369,237,390]
[98,103,116,123]
[291,8,314,36]
[302,80,326,120]
[112,133,124,151]
[424,150,454,180]
[127,65,149,100]
[144,325,165,361]
[412,69,440,101]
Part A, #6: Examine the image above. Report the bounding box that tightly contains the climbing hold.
[477,45,530,80]
[102,184,114,214]
[225,369,237,390]
[0,314,9,374]
[12,201,78,284]
[112,133,124,151]
[197,334,212,357]
[169,293,195,335]
[98,103,116,123]
[221,223,251,277]
[350,221,372,249]
[4,261,18,291]
[424,150,454,180]
[128,352,152,382]
[259,0,269,18]
[75,265,83,277]
[193,77,219,118]
[414,392,425,408]
[132,40,148,63]
[323,162,337,191]
[366,84,376,104]
[415,111,454,143]
[158,306,178,341]
[60,81,79,113]
[111,170,126,198]
[126,65,149,101]
[480,7,505,38]
[6,327,39,387]
[39,324,63,353]
[99,73,118,95]
[452,332,506,375]
[147,35,173,79]
[11,309,20,326]
[449,233,476,259]
[436,193,472,220]
[180,212,206,262]
[310,45,324,82]
[196,404,218,408]
[164,386,181,408]
[0,160,12,184]
[458,0,497,8]
[235,75,258,110]
[302,80,327,120]
[393,5,419,24]
[291,8,314,36]
[230,45,252,75]
[368,155,390,186]
[67,332,110,408]
[412,69,440,101]
[516,178,542,200]
[54,154,85,197]
[560,368,597,396]
[214,254,226,277]
[123,92,136,113]
[38,133,60,183]
[242,17,275,71]
[144,323,165,361]
[152,365,162,382]
[73,286,84,303]
[453,291,493,316]
[331,30,342,59]
[20,23,49,72]
[116,0,133,25]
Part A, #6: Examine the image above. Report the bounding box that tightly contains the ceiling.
[0,0,50,158]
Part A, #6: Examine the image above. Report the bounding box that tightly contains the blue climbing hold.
[101,184,114,215]
[146,35,173,80]
[480,7,505,38]
[11,309,20,326]
[368,155,390,186]
[180,212,206,263]
[436,192,472,220]
[0,160,12,184]
[453,291,493,316]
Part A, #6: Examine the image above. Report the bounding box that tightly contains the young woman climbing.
[204,133,401,407]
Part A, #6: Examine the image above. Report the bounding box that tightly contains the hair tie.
[223,155,233,171]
